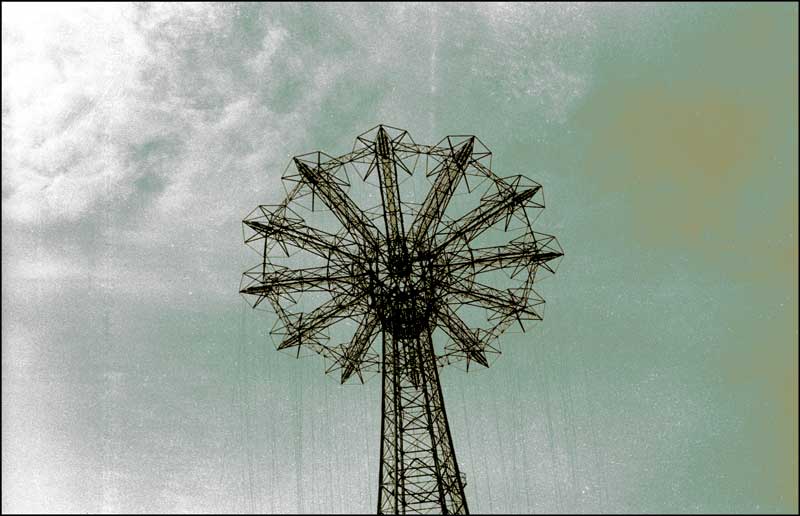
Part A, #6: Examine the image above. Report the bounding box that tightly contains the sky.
[2,2,797,514]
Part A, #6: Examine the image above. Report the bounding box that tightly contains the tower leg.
[377,326,468,515]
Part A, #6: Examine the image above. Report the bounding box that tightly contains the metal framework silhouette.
[240,125,563,514]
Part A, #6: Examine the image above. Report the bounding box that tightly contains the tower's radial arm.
[434,303,489,368]
[438,241,563,275]
[275,292,367,351]
[434,184,541,254]
[408,137,475,246]
[338,307,381,384]
[446,281,542,322]
[294,158,381,250]
[374,127,408,261]
[240,264,366,297]
[244,217,361,263]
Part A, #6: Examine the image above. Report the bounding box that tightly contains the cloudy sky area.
[2,2,797,513]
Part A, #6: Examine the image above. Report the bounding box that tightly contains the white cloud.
[1,3,293,227]
[3,3,148,223]
[2,2,596,299]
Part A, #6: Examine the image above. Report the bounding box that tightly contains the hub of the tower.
[370,251,438,340]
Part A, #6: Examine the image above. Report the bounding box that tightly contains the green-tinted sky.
[2,3,797,514]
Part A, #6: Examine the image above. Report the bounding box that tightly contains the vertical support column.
[377,324,469,515]
[378,328,403,514]
[418,327,468,514]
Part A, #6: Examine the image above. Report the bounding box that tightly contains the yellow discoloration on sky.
[574,4,797,509]
[579,82,766,245]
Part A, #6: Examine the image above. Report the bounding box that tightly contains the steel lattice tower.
[240,125,563,514]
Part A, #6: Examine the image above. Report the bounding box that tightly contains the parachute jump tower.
[240,125,563,514]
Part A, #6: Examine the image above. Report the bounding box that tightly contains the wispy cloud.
[2,3,594,300]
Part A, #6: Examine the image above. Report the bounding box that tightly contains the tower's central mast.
[373,126,467,513]
[378,322,468,514]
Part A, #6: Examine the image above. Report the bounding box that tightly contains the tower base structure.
[377,325,468,515]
